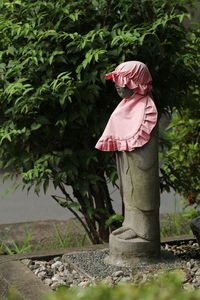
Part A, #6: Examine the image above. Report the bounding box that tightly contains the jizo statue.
[95,61,160,266]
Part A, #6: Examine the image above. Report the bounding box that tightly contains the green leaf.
[43,179,49,194]
[105,214,124,228]
[31,123,41,131]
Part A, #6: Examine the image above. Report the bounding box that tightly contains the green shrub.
[0,0,199,243]
[1,287,24,300]
[160,109,200,209]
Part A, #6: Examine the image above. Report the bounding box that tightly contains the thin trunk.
[52,195,96,244]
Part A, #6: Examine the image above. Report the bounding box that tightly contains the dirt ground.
[0,218,89,252]
[0,214,192,254]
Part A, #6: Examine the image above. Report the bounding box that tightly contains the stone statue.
[95,61,160,266]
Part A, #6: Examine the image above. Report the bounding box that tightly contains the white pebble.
[21,259,32,266]
[53,256,61,262]
[112,271,124,277]
[52,274,62,282]
[39,265,46,272]
[29,264,36,271]
[120,276,131,282]
[62,269,70,277]
[58,265,64,272]
[51,261,63,269]
[51,282,62,290]
[78,281,90,287]
[34,268,41,275]
[37,271,46,279]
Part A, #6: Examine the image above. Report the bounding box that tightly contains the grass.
[52,224,91,249]
[0,232,32,255]
[0,224,92,255]
[160,212,192,238]
[0,212,193,255]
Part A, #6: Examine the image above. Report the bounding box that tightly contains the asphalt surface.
[0,176,182,224]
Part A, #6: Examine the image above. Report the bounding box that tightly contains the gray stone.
[44,278,52,286]
[51,282,64,290]
[58,265,64,272]
[65,278,74,285]
[46,269,54,276]
[29,264,36,271]
[21,258,32,266]
[51,261,62,269]
[105,82,160,267]
[62,269,70,277]
[37,271,46,279]
[0,260,51,299]
[190,217,200,245]
[34,268,41,275]
[120,276,132,282]
[38,265,46,272]
[102,276,114,286]
[78,281,90,287]
[52,274,62,282]
[111,270,124,277]
[53,256,61,262]
[195,270,200,276]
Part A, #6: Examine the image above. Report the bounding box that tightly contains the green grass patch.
[0,212,193,255]
[160,212,192,238]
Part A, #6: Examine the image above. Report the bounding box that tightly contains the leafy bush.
[0,0,199,243]
[1,288,23,300]
[160,27,199,213]
[160,109,200,208]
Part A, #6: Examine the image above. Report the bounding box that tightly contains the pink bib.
[95,61,158,152]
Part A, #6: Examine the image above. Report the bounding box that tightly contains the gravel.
[62,249,132,279]
[21,240,200,290]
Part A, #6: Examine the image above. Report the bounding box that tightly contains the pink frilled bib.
[95,61,158,152]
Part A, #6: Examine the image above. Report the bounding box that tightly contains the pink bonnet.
[105,61,152,95]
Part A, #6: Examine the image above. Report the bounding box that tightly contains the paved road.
[0,176,182,224]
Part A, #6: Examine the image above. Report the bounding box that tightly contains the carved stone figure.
[95,61,160,266]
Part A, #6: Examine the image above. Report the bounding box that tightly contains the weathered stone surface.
[190,216,200,245]
[51,261,62,269]
[108,127,160,267]
[1,239,200,296]
[0,244,106,298]
[0,260,51,300]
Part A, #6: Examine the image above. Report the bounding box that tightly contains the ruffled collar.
[95,93,157,151]
[95,61,157,152]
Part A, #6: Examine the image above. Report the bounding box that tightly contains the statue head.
[106,61,152,97]
[115,85,134,99]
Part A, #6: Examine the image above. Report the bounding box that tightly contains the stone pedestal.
[190,216,200,245]
[106,235,160,267]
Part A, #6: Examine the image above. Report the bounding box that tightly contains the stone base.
[190,216,200,246]
[105,232,160,267]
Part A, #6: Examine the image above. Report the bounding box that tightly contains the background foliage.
[160,27,200,210]
[0,0,199,243]
[160,109,200,208]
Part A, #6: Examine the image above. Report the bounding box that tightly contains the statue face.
[115,85,134,99]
